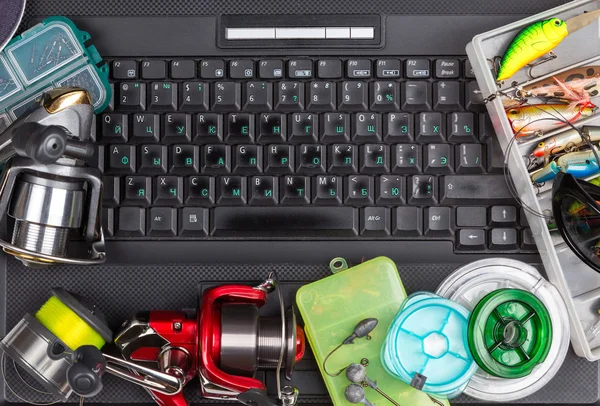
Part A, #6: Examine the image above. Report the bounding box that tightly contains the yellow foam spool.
[35,295,106,351]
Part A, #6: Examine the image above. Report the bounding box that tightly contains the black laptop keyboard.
[97,56,535,253]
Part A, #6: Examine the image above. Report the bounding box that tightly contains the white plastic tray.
[466,0,600,361]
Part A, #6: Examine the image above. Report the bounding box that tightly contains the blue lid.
[381,293,477,398]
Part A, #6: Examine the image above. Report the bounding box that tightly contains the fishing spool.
[0,288,112,401]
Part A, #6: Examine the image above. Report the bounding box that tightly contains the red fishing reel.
[111,273,305,406]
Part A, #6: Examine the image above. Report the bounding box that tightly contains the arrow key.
[490,206,517,226]
[490,228,518,250]
[361,207,390,236]
[457,229,485,250]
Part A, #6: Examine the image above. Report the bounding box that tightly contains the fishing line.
[1,353,59,406]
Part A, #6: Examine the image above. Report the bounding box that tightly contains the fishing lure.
[531,147,600,183]
[532,126,600,158]
[521,66,600,99]
[497,9,600,82]
[507,103,597,136]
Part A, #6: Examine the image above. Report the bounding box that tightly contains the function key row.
[112,58,475,81]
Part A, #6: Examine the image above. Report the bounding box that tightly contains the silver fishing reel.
[0,87,105,267]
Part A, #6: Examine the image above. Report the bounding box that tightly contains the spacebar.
[212,207,359,237]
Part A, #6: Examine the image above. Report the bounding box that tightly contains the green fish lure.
[497,18,568,82]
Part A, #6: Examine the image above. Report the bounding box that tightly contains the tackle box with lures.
[0,16,111,132]
[466,0,600,361]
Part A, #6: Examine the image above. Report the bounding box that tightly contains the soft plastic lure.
[506,103,597,136]
[521,66,600,99]
[532,126,600,158]
[497,18,568,82]
[531,148,600,183]
[497,9,600,81]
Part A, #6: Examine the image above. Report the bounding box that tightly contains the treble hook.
[527,51,558,79]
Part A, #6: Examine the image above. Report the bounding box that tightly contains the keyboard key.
[425,207,453,237]
[490,228,518,250]
[213,82,241,111]
[102,176,120,205]
[433,81,462,111]
[392,144,421,174]
[307,81,336,111]
[385,113,413,142]
[265,145,294,174]
[393,207,422,236]
[289,113,317,143]
[361,207,390,236]
[425,144,453,174]
[456,143,484,173]
[347,59,372,79]
[417,112,444,142]
[340,81,368,110]
[353,113,381,143]
[102,208,114,237]
[465,59,476,79]
[317,59,342,79]
[225,113,255,143]
[276,81,304,111]
[148,207,177,236]
[298,144,326,173]
[195,113,223,143]
[170,60,196,79]
[435,59,460,79]
[234,145,262,174]
[289,60,313,79]
[179,208,209,236]
[377,175,405,205]
[139,145,167,174]
[457,229,486,250]
[486,130,505,173]
[217,176,247,205]
[329,144,358,173]
[148,82,177,111]
[448,112,476,142]
[361,144,389,173]
[112,60,137,79]
[185,176,215,205]
[345,176,374,206]
[259,60,284,79]
[402,81,431,111]
[142,60,166,79]
[410,175,437,204]
[313,175,342,205]
[108,145,135,173]
[117,82,145,111]
[244,82,273,111]
[250,176,278,205]
[258,113,285,143]
[521,229,537,251]
[321,113,350,143]
[171,145,199,173]
[123,176,152,205]
[371,81,399,111]
[406,59,430,78]
[230,59,254,79]
[117,207,145,237]
[132,114,160,143]
[102,114,128,142]
[457,207,486,227]
[490,206,517,226]
[376,59,401,78]
[202,145,231,174]
[200,60,225,79]
[155,176,183,205]
[465,81,486,112]
[281,176,310,204]
[164,113,191,143]
[441,175,513,205]
[181,82,209,111]
[212,207,358,237]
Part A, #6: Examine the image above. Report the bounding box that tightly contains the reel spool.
[0,288,112,401]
